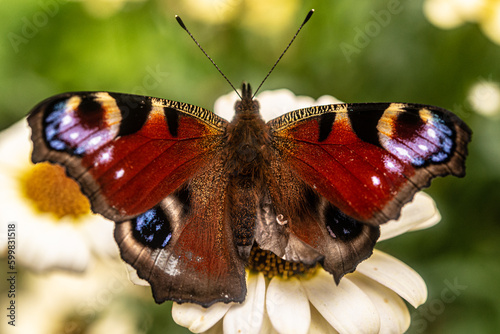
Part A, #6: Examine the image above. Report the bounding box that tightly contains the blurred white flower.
[468,80,500,117]
[128,89,439,334]
[178,0,242,25]
[0,120,118,272]
[424,0,500,44]
[240,0,301,36]
[174,0,300,35]
[76,0,147,19]
[0,259,139,334]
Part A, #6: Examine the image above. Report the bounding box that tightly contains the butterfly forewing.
[267,102,471,226]
[28,92,228,221]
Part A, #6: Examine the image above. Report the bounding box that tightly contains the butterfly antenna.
[252,9,314,98]
[175,15,241,99]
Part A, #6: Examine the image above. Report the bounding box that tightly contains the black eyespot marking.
[132,206,172,248]
[323,204,363,241]
[42,96,106,155]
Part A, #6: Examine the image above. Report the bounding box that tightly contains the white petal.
[172,302,231,333]
[223,272,266,334]
[0,188,92,272]
[301,269,380,334]
[79,216,120,258]
[125,264,150,286]
[379,192,441,241]
[355,250,427,308]
[202,320,224,334]
[266,276,310,334]
[214,90,239,121]
[408,211,441,232]
[316,95,343,105]
[309,306,339,334]
[17,220,90,272]
[0,119,32,171]
[257,89,311,121]
[213,89,342,124]
[348,273,410,334]
[259,309,280,334]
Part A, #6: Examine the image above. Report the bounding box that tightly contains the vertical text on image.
[6,222,17,327]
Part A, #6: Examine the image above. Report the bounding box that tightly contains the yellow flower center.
[247,245,318,279]
[21,162,91,219]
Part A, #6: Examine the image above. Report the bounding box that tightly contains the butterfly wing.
[114,157,246,307]
[268,102,471,225]
[257,167,381,283]
[28,92,227,221]
[263,102,471,280]
[28,92,246,306]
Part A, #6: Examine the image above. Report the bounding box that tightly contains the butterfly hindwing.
[28,92,227,221]
[260,154,380,282]
[114,158,247,307]
[268,102,472,226]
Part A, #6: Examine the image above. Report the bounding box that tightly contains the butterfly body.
[28,83,471,307]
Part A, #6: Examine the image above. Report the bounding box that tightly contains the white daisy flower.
[0,120,118,272]
[127,89,439,334]
[424,0,500,44]
[171,191,436,334]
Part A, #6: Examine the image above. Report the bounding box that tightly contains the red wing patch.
[114,158,246,307]
[268,102,471,225]
[28,92,227,221]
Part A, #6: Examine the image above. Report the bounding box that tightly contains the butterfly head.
[235,82,260,116]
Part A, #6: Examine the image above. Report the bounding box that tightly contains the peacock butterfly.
[27,10,471,307]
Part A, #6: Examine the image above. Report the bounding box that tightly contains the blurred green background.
[1,0,499,333]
